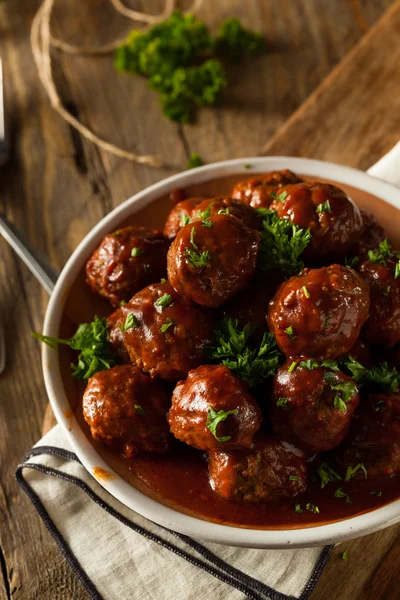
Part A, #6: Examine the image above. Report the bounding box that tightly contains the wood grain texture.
[0,0,396,598]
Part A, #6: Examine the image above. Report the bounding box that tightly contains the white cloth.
[18,146,400,600]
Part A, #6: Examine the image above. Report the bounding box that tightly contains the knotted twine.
[30,0,204,168]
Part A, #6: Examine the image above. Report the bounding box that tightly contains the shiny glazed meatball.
[192,197,262,230]
[358,256,400,347]
[163,197,205,240]
[208,434,307,503]
[350,210,386,259]
[270,181,363,263]
[167,215,260,308]
[267,265,370,359]
[120,282,214,381]
[82,365,172,457]
[86,226,169,307]
[271,359,360,453]
[107,308,130,363]
[168,365,262,451]
[232,170,303,209]
[340,393,400,478]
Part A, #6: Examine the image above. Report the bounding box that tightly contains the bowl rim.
[41,156,400,549]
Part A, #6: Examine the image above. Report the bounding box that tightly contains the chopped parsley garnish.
[276,191,288,203]
[306,503,319,514]
[160,317,174,333]
[244,163,252,169]
[155,293,174,310]
[113,230,121,236]
[371,491,382,497]
[180,214,191,227]
[300,359,319,371]
[288,475,298,481]
[257,209,311,275]
[344,256,359,269]
[276,397,289,407]
[186,226,211,269]
[160,278,167,284]
[324,372,357,413]
[187,153,203,169]
[120,300,127,306]
[334,488,351,504]
[341,551,348,561]
[206,407,238,442]
[210,318,281,387]
[368,238,391,264]
[302,286,310,298]
[288,361,297,373]
[195,203,214,227]
[284,326,297,340]
[134,404,146,416]
[395,261,400,279]
[345,463,367,481]
[373,399,385,412]
[218,208,230,215]
[295,504,303,513]
[316,463,342,488]
[299,358,341,372]
[32,316,116,379]
[342,356,400,393]
[131,247,145,257]
[317,200,331,213]
[119,313,139,332]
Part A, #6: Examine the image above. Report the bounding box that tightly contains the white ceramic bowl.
[41,156,400,548]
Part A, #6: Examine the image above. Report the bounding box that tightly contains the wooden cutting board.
[39,2,400,599]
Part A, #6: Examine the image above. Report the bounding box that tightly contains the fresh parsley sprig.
[323,372,358,413]
[32,316,116,379]
[206,407,238,442]
[210,318,281,387]
[342,356,400,393]
[257,209,311,275]
[367,239,392,264]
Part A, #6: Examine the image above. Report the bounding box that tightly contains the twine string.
[31,0,204,167]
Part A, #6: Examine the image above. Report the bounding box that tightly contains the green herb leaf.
[276,191,288,203]
[306,503,320,514]
[134,404,146,416]
[299,359,319,371]
[342,356,400,393]
[316,463,342,488]
[371,491,382,497]
[206,407,238,442]
[324,372,357,412]
[288,361,297,373]
[195,203,214,228]
[345,463,367,481]
[257,210,311,275]
[344,256,359,269]
[187,152,203,169]
[160,317,174,333]
[32,316,116,379]
[276,397,289,407]
[214,17,265,58]
[217,208,230,215]
[119,313,139,332]
[368,238,392,265]
[180,214,191,227]
[131,247,145,257]
[335,488,351,503]
[244,163,252,169]
[186,248,211,269]
[155,293,174,310]
[120,300,127,307]
[288,475,298,481]
[210,318,281,387]
[341,551,348,561]
[302,286,310,298]
[395,261,400,279]
[295,504,303,513]
[317,200,331,213]
[284,326,297,340]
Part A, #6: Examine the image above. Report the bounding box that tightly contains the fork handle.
[0,213,59,295]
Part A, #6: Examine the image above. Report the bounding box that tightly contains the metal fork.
[0,59,58,374]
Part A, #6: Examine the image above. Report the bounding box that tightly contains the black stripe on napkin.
[16,446,333,600]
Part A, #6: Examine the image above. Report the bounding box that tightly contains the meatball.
[350,210,386,259]
[167,215,260,308]
[120,282,214,381]
[82,365,172,457]
[270,181,363,263]
[358,255,400,347]
[163,197,205,240]
[168,365,262,451]
[339,393,400,478]
[107,308,130,363]
[267,265,370,359]
[86,226,169,307]
[271,359,360,453]
[232,170,303,209]
[208,434,307,503]
[192,197,262,230]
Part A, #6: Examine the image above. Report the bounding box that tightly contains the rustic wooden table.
[1,1,399,598]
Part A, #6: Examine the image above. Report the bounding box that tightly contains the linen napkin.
[16,146,400,600]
